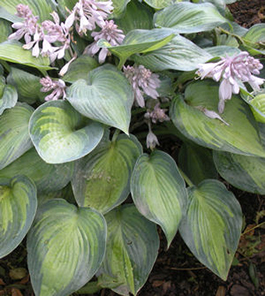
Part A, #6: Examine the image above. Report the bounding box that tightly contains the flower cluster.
[145,103,170,124]
[196,52,264,113]
[123,65,161,107]
[66,0,113,35]
[9,5,72,61]
[85,20,125,63]
[40,77,66,101]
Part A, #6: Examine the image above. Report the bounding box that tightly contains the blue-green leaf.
[27,199,106,296]
[97,205,159,296]
[29,100,104,164]
[154,2,227,33]
[131,150,187,247]
[179,180,242,280]
[67,64,133,134]
[72,134,142,214]
[0,175,37,258]
[0,103,33,169]
[0,148,75,193]
[0,84,18,115]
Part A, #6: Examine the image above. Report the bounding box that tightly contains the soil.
[0,1,265,296]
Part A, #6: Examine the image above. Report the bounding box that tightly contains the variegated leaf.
[29,100,104,164]
[131,150,187,247]
[72,134,142,214]
[27,199,107,296]
[179,180,242,280]
[0,175,37,258]
[97,205,159,296]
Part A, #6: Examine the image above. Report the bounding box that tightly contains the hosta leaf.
[0,175,37,258]
[131,150,187,247]
[143,0,175,9]
[178,143,218,186]
[205,45,241,57]
[0,103,34,169]
[97,204,159,296]
[170,81,265,157]
[115,0,153,34]
[29,100,104,164]
[27,199,106,296]
[62,55,98,83]
[133,34,212,72]
[0,0,56,22]
[0,19,12,43]
[248,92,265,123]
[213,150,265,194]
[111,0,131,18]
[243,24,265,45]
[0,84,18,115]
[98,29,175,66]
[0,41,52,71]
[67,64,133,134]
[72,134,142,214]
[179,180,242,280]
[7,67,44,104]
[0,6,22,23]
[154,2,227,33]
[0,148,75,193]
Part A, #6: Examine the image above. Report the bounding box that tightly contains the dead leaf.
[215,285,226,296]
[11,288,23,296]
[0,279,5,286]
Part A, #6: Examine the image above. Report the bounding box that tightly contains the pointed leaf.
[72,134,142,214]
[111,0,131,18]
[67,64,133,134]
[170,81,265,157]
[213,150,265,194]
[133,34,213,72]
[29,100,104,164]
[0,40,52,71]
[98,29,175,64]
[0,19,12,43]
[131,150,187,247]
[0,175,37,258]
[0,148,75,193]
[143,0,175,9]
[115,0,153,34]
[27,199,106,296]
[0,103,34,169]
[178,143,218,186]
[154,2,227,33]
[62,55,98,83]
[179,180,242,280]
[248,91,265,123]
[7,67,44,104]
[0,84,18,115]
[97,205,159,296]
[1,0,56,22]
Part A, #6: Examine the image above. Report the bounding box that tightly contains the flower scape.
[0,0,265,296]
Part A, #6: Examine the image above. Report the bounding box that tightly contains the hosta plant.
[0,0,264,295]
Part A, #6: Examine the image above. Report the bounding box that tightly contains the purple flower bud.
[146,130,159,150]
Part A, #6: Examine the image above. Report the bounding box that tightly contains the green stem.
[112,129,121,142]
[117,57,127,70]
[242,221,265,235]
[179,168,194,187]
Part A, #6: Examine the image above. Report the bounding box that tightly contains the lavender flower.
[196,52,264,113]
[41,12,72,62]
[8,4,39,45]
[66,0,113,35]
[40,76,66,101]
[145,103,170,124]
[85,20,124,63]
[123,65,161,107]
